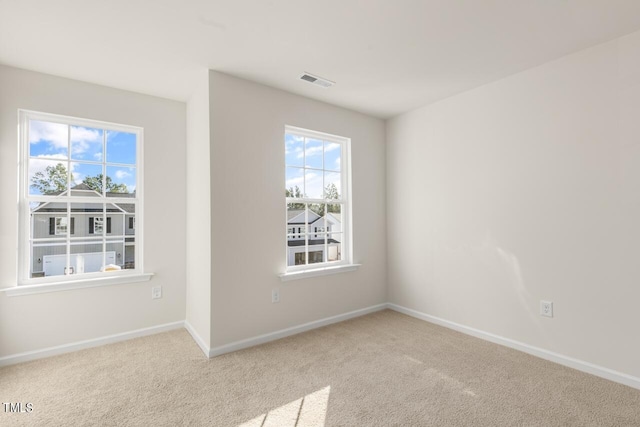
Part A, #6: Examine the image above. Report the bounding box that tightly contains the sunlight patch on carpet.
[239,386,331,427]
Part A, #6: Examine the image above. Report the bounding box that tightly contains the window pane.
[107,240,126,269]
[70,162,103,196]
[308,233,326,264]
[55,217,68,236]
[70,242,105,274]
[33,243,68,278]
[324,171,341,200]
[308,250,324,264]
[123,205,136,269]
[124,205,136,235]
[327,232,342,262]
[70,126,103,162]
[29,120,68,159]
[287,203,306,267]
[94,217,105,234]
[285,167,304,198]
[324,141,341,171]
[67,202,104,237]
[29,160,69,195]
[305,169,323,199]
[287,203,306,234]
[325,202,342,234]
[305,138,323,169]
[68,202,112,273]
[106,166,136,194]
[106,131,136,164]
[285,133,304,167]
[308,202,325,217]
[124,245,135,269]
[293,251,306,266]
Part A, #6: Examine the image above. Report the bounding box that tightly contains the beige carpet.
[1,310,639,426]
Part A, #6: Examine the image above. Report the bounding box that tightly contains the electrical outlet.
[272,289,280,303]
[540,300,553,317]
[152,286,162,300]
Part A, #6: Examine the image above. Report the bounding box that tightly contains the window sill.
[1,273,154,297]
[280,264,360,282]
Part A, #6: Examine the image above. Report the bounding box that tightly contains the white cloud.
[114,170,132,180]
[297,141,340,160]
[301,145,322,159]
[285,175,304,189]
[70,127,102,157]
[304,171,323,198]
[29,122,103,160]
[325,142,340,152]
[37,154,66,160]
[286,146,303,156]
[29,120,68,149]
[73,173,85,186]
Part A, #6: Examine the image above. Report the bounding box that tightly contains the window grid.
[285,126,350,271]
[19,110,143,285]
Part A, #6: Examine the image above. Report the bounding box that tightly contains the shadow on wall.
[435,230,549,346]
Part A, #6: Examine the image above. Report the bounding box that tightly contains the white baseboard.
[388,303,640,391]
[209,303,388,357]
[0,321,184,367]
[184,320,210,357]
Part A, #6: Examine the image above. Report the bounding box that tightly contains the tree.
[285,183,340,216]
[30,165,130,196]
[30,163,71,195]
[286,185,305,210]
[309,184,341,217]
[324,183,341,214]
[82,174,129,194]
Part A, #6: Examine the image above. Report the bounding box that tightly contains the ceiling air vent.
[299,72,335,88]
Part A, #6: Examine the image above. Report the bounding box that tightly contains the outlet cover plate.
[540,300,553,317]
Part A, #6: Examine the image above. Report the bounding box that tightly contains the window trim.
[17,109,145,287]
[284,125,353,274]
[54,217,68,235]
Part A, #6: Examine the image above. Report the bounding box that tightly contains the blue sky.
[28,120,137,194]
[285,133,341,198]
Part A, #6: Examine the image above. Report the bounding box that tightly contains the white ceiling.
[2,1,640,118]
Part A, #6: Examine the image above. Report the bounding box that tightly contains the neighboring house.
[287,209,341,266]
[30,183,135,277]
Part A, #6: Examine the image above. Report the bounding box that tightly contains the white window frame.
[284,125,353,275]
[93,217,104,234]
[54,217,68,235]
[17,110,145,287]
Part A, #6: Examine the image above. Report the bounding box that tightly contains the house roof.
[33,184,136,214]
[69,183,93,191]
[287,238,340,247]
[287,210,304,221]
[287,209,323,225]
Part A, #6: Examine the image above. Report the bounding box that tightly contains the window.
[53,217,68,235]
[89,217,111,234]
[285,126,351,271]
[18,110,143,284]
